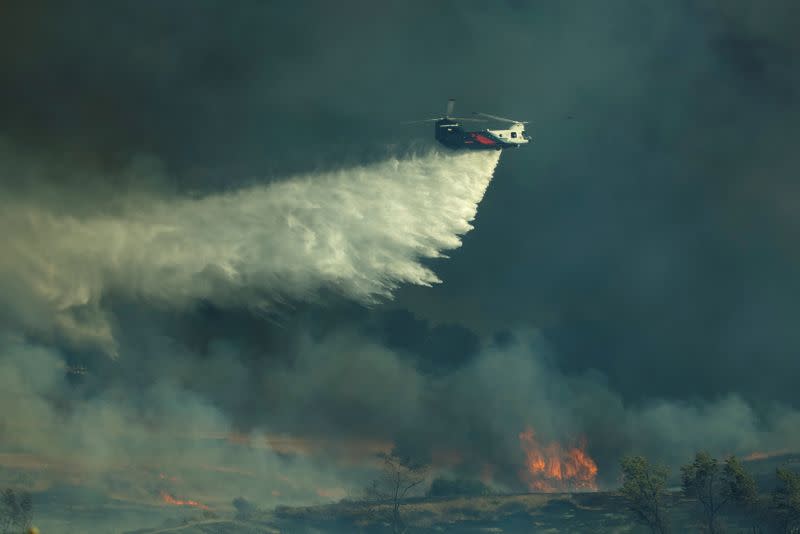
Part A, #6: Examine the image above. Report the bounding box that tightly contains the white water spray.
[1,149,501,349]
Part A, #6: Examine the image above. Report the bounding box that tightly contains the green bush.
[232,496,256,519]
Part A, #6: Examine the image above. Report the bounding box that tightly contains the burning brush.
[159,491,211,511]
[518,426,598,492]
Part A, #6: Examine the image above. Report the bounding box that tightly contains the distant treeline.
[619,452,800,533]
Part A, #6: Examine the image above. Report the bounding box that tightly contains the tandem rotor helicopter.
[406,99,531,150]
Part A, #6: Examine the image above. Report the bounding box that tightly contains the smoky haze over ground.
[1,0,799,511]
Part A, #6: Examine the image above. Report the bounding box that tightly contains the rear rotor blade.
[446,99,455,118]
[402,116,485,124]
[402,118,442,124]
[448,117,486,122]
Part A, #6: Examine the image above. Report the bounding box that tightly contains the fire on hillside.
[160,491,211,511]
[518,426,598,492]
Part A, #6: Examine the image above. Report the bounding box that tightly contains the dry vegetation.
[123,492,633,533]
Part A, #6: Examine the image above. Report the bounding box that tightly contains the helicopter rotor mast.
[403,99,485,124]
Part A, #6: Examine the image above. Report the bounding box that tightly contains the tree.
[17,492,32,533]
[364,453,429,534]
[1,488,33,534]
[0,489,14,534]
[619,455,670,534]
[232,496,256,520]
[681,452,724,533]
[771,468,800,534]
[721,456,763,533]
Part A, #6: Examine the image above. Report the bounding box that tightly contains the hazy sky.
[1,0,798,504]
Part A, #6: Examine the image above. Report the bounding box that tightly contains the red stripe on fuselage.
[471,133,496,145]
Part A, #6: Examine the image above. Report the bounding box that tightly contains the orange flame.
[160,491,210,511]
[518,426,598,492]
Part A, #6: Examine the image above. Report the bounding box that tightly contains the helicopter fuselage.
[435,119,530,150]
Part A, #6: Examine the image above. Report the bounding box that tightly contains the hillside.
[122,490,759,534]
[22,453,799,533]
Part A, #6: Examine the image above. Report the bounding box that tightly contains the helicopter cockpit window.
[511,131,517,138]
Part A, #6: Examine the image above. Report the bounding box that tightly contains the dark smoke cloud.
[393,0,800,406]
[3,327,798,497]
[1,0,799,515]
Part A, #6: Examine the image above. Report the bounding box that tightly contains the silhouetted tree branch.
[363,453,428,534]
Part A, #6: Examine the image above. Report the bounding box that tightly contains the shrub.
[232,496,257,519]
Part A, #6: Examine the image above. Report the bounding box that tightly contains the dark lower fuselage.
[435,120,513,150]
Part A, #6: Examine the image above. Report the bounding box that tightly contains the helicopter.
[406,99,531,150]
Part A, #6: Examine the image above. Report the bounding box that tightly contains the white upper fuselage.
[487,122,530,145]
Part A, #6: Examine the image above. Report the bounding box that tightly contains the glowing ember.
[160,491,211,511]
[518,426,598,492]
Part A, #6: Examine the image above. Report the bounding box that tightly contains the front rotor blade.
[473,111,528,124]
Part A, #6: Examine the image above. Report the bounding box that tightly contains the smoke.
[378,330,800,489]
[1,4,798,528]
[3,326,798,511]
[0,148,500,353]
[0,332,374,528]
[0,145,508,518]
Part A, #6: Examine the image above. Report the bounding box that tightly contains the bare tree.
[364,453,428,534]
